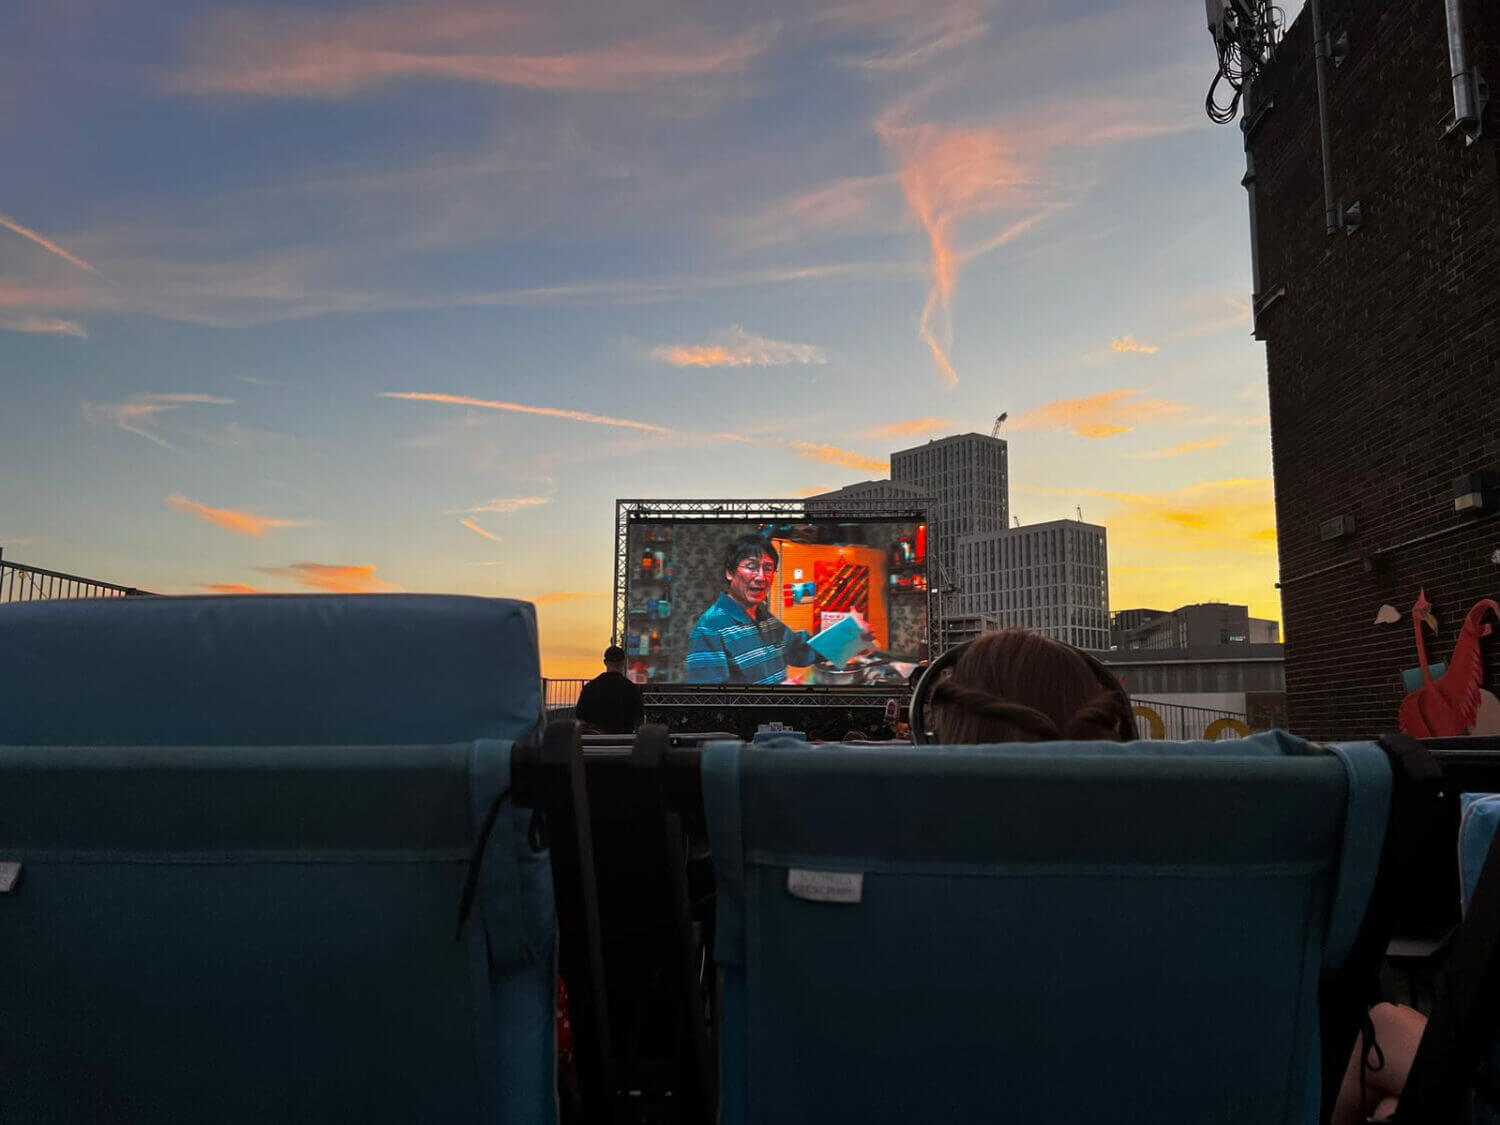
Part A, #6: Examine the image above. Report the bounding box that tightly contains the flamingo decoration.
[1399,589,1500,737]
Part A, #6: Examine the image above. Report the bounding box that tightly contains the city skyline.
[1,0,1279,675]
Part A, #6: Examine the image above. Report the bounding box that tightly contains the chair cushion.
[0,594,541,746]
[705,734,1390,1125]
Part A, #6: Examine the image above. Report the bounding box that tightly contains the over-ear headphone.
[909,638,1139,745]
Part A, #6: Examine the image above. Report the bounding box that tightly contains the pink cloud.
[876,113,1036,388]
[172,6,772,97]
[385,391,886,474]
[0,313,86,337]
[0,213,97,272]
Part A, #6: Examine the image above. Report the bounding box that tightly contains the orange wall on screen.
[772,541,889,652]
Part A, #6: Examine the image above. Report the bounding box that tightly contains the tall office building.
[953,519,1111,650]
[810,431,1109,653]
[889,434,1009,576]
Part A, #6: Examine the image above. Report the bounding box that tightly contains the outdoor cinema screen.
[621,515,929,686]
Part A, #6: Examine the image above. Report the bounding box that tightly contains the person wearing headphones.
[925,629,1136,743]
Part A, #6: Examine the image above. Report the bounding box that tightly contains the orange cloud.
[864,417,952,439]
[533,591,607,605]
[1111,335,1158,355]
[0,313,86,337]
[173,7,771,97]
[201,583,267,594]
[167,494,306,538]
[0,213,97,272]
[652,326,827,368]
[782,441,889,474]
[460,518,502,542]
[1129,437,1227,460]
[1009,389,1188,438]
[876,114,1035,388]
[258,562,399,593]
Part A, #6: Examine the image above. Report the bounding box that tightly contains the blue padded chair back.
[0,741,553,1124]
[0,593,542,746]
[704,732,1390,1125]
[0,595,553,1123]
[1461,793,1500,1125]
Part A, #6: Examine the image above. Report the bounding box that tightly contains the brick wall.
[1249,0,1500,740]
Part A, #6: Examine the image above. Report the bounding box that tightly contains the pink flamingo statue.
[1399,590,1500,737]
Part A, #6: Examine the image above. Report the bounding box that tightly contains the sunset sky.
[0,0,1284,676]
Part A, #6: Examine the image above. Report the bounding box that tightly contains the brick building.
[1245,0,1500,738]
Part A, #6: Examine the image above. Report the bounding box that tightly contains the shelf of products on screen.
[626,631,664,657]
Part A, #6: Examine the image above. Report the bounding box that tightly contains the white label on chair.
[787,869,863,904]
[0,863,20,893]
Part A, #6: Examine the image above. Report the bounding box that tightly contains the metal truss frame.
[612,497,931,647]
[642,686,908,709]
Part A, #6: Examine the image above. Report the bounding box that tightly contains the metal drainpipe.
[1445,0,1482,140]
[1308,0,1340,234]
[1241,81,1263,301]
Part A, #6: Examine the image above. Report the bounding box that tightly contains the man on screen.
[686,535,866,684]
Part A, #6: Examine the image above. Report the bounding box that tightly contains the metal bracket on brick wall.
[1330,31,1350,68]
[1252,284,1286,340]
[1339,200,1361,235]
[1243,95,1275,141]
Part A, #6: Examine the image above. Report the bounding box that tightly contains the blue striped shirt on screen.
[685,594,819,684]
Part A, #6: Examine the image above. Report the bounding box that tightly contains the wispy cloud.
[1128,437,1227,460]
[82,393,234,448]
[452,496,553,515]
[1166,295,1253,340]
[533,591,607,605]
[167,494,307,538]
[0,313,87,337]
[258,562,399,593]
[827,0,989,71]
[876,113,1036,387]
[172,6,773,98]
[381,392,672,434]
[1009,389,1188,438]
[864,416,951,438]
[0,213,97,272]
[387,392,886,474]
[652,326,827,368]
[201,583,268,594]
[460,518,503,542]
[1111,335,1158,355]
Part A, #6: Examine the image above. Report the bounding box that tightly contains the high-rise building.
[954,519,1111,650]
[889,433,1008,576]
[810,432,1109,653]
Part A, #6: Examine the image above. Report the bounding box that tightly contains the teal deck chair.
[704,733,1389,1124]
[0,594,554,1123]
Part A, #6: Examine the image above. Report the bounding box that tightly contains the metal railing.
[546,678,589,710]
[541,678,1253,738]
[1132,698,1255,739]
[0,549,149,605]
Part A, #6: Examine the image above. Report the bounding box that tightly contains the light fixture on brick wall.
[1453,470,1499,513]
[1320,514,1356,541]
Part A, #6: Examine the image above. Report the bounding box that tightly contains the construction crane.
[990,412,1007,438]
